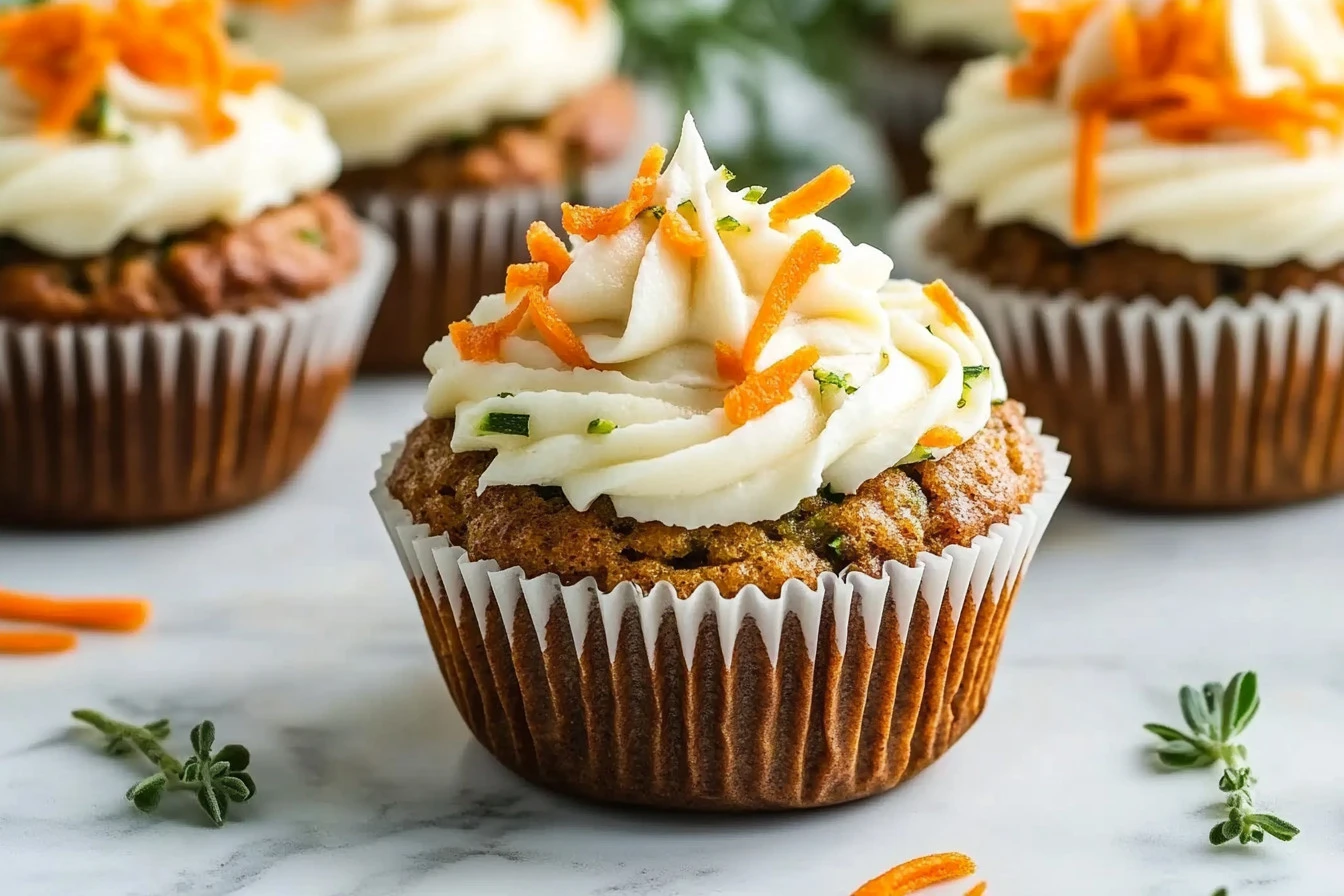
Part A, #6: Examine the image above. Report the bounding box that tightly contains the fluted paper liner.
[895,196,1344,508]
[371,426,1069,810]
[350,186,564,372]
[0,225,394,527]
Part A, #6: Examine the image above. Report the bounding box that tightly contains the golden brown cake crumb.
[387,402,1045,598]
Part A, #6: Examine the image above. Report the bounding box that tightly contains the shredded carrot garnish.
[1007,0,1344,240]
[548,0,599,21]
[0,630,78,655]
[964,883,988,896]
[919,425,962,450]
[741,230,840,372]
[715,340,746,383]
[529,292,596,368]
[561,144,665,240]
[0,589,150,632]
[658,208,707,259]
[850,852,977,896]
[449,288,535,362]
[922,280,972,336]
[526,220,572,286]
[768,165,854,229]
[505,262,551,294]
[723,346,820,426]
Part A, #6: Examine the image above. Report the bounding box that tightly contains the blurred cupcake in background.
[233,0,637,371]
[895,0,1344,509]
[867,0,1023,196]
[0,0,392,527]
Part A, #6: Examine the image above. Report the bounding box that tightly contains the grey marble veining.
[4,380,1344,895]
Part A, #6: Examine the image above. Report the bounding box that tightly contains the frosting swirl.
[424,116,1005,528]
[235,0,621,168]
[893,0,1021,53]
[0,1,338,257]
[928,0,1344,268]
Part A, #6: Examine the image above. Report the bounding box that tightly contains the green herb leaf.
[497,392,515,399]
[715,215,750,234]
[813,368,858,397]
[1249,814,1300,842]
[743,186,767,203]
[1156,741,1217,769]
[587,418,617,435]
[1142,722,1198,744]
[717,165,735,182]
[477,412,530,437]
[678,199,695,216]
[959,365,990,409]
[297,227,326,248]
[1222,671,1260,741]
[126,773,168,813]
[639,205,666,221]
[1180,685,1217,739]
[904,445,935,464]
[190,722,215,760]
[826,534,845,560]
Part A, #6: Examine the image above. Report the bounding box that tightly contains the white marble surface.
[4,379,1344,896]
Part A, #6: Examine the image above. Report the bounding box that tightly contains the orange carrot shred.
[724,346,819,427]
[741,230,841,372]
[529,292,596,369]
[1072,111,1107,241]
[560,143,666,240]
[658,208,707,259]
[505,262,551,294]
[768,165,854,229]
[449,289,534,362]
[964,883,988,896]
[919,425,963,450]
[635,143,668,180]
[548,0,598,21]
[714,340,746,384]
[526,220,572,285]
[0,629,78,655]
[850,852,977,896]
[0,589,150,632]
[922,280,972,336]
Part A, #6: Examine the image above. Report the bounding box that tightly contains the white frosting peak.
[424,115,1005,528]
[929,0,1344,266]
[236,0,621,167]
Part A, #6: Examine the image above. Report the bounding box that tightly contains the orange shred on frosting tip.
[714,340,747,384]
[724,345,820,426]
[741,230,841,372]
[0,589,150,632]
[849,852,977,896]
[505,261,552,294]
[0,3,118,135]
[922,279,972,336]
[768,165,855,229]
[919,425,963,450]
[964,883,988,896]
[561,144,667,241]
[0,630,78,655]
[526,220,572,285]
[528,292,597,369]
[548,0,599,21]
[449,289,535,362]
[658,208,707,259]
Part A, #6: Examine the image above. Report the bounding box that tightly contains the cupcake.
[372,114,1068,810]
[232,0,637,372]
[868,0,1022,195]
[895,0,1344,509]
[0,0,393,527]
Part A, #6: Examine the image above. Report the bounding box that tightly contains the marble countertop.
[4,379,1344,896]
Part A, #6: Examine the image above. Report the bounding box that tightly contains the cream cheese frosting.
[0,69,338,257]
[423,115,1005,529]
[235,0,622,168]
[927,0,1344,268]
[893,0,1021,53]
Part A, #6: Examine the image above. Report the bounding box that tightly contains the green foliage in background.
[610,0,894,242]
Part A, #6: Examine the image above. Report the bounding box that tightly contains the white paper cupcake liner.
[371,423,1069,809]
[894,195,1344,507]
[0,224,394,527]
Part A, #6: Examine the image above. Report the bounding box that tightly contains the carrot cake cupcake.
[373,114,1068,810]
[232,0,637,371]
[0,0,393,527]
[895,0,1344,509]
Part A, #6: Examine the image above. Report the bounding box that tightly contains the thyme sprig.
[1143,672,1299,847]
[73,710,256,827]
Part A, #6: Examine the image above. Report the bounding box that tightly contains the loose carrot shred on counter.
[658,208,707,259]
[526,220,572,285]
[964,883,988,896]
[922,279,972,335]
[0,629,78,655]
[723,345,819,427]
[714,340,747,384]
[919,425,963,450]
[768,164,854,229]
[0,589,150,632]
[741,230,840,372]
[850,852,977,896]
[529,291,596,369]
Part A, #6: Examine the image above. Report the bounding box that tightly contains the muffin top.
[893,0,1021,55]
[927,0,1344,267]
[422,114,1008,530]
[233,0,621,169]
